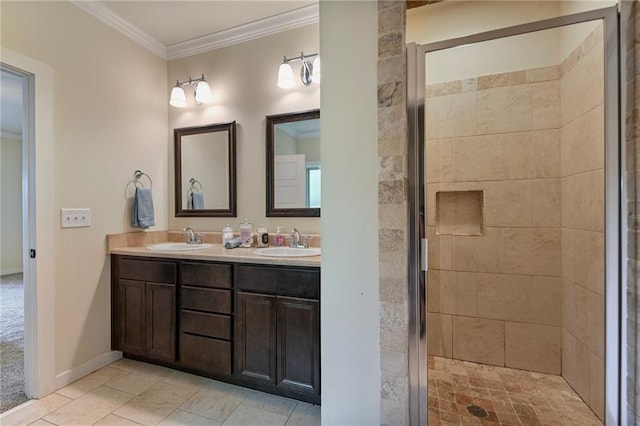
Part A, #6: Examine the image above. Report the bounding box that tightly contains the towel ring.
[134,170,153,188]
[189,178,203,192]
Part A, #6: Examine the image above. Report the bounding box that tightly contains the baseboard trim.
[0,268,23,276]
[54,351,122,389]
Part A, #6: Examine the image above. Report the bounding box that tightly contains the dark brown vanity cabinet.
[112,257,177,362]
[178,262,233,377]
[111,255,320,404]
[235,265,320,404]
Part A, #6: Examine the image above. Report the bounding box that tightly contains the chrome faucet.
[289,228,311,248]
[290,228,301,248]
[181,227,201,244]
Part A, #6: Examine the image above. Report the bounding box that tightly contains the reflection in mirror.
[266,110,320,217]
[175,121,236,217]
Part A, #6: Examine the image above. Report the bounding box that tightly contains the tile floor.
[0,358,320,426]
[428,356,603,425]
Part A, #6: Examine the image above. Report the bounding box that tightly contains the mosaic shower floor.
[427,356,602,425]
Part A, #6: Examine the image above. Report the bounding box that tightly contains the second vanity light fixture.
[277,52,320,89]
[169,74,213,108]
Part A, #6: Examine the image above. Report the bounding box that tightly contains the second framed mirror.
[266,109,320,217]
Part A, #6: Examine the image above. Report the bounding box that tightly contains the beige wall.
[168,24,320,234]
[1,136,23,275]
[1,1,168,377]
[560,25,605,420]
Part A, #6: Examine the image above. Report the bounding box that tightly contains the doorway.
[408,7,621,425]
[0,66,28,412]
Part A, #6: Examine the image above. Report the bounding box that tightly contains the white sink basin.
[255,247,321,257]
[146,242,212,251]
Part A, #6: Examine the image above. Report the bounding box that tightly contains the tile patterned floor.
[0,358,320,426]
[428,356,602,426]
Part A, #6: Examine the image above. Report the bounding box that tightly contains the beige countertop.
[110,244,321,268]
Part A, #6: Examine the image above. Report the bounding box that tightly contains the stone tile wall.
[377,1,409,425]
[425,65,563,375]
[559,25,605,420]
[622,1,639,424]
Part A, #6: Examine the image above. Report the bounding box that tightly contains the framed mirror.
[266,109,320,217]
[174,121,237,217]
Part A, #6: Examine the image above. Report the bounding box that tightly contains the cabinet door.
[235,292,276,384]
[146,282,176,362]
[118,279,146,356]
[277,297,320,398]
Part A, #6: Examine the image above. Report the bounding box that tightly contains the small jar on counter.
[222,224,234,246]
[257,225,269,248]
[239,219,254,248]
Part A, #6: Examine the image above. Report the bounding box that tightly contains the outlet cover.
[60,208,91,228]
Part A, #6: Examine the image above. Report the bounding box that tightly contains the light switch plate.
[61,208,91,228]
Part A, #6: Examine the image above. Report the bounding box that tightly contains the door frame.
[406,6,621,425]
[1,48,56,399]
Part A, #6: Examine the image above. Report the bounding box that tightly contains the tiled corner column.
[378,1,409,425]
[623,1,640,423]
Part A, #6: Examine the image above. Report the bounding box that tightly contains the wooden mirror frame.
[174,121,237,217]
[266,109,320,217]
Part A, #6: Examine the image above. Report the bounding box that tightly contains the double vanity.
[110,244,321,404]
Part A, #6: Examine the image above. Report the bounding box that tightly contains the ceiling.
[102,1,317,47]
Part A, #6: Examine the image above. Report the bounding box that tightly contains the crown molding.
[71,1,167,59]
[166,4,319,60]
[1,131,22,141]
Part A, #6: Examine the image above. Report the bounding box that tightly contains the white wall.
[320,1,380,423]
[168,24,320,234]
[1,1,168,379]
[0,136,23,275]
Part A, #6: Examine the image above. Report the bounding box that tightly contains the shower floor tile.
[427,356,602,425]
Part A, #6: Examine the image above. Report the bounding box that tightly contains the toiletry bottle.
[274,226,285,247]
[222,224,234,246]
[239,218,254,248]
[257,225,269,248]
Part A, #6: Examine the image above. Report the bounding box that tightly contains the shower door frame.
[407,6,621,425]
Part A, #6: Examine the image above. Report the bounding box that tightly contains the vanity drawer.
[181,287,232,314]
[236,265,319,300]
[180,262,232,289]
[180,333,231,376]
[119,258,176,284]
[181,310,231,340]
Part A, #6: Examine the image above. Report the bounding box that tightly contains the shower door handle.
[421,238,428,271]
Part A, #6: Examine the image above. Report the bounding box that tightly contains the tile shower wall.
[425,67,563,374]
[426,26,604,420]
[559,27,605,419]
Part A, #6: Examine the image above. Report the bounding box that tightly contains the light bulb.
[277,62,295,89]
[169,85,186,108]
[312,57,321,83]
[195,80,212,104]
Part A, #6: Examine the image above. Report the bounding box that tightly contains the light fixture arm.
[174,73,207,88]
[282,52,319,65]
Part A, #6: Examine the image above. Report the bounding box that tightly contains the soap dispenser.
[239,218,254,248]
[274,226,285,247]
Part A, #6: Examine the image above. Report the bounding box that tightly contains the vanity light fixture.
[277,52,320,89]
[169,74,212,108]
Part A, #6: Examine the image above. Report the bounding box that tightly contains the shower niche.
[435,190,484,236]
